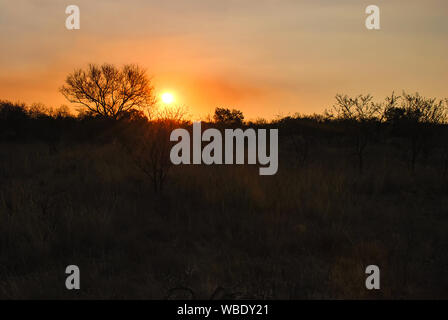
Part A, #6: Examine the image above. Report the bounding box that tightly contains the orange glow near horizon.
[0,1,447,120]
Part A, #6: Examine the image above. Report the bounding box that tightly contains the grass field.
[1,129,447,299]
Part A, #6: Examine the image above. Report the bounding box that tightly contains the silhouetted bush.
[213,107,245,127]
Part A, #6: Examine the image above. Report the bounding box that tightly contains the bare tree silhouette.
[60,64,156,120]
[326,94,383,173]
[384,92,447,172]
[121,106,188,194]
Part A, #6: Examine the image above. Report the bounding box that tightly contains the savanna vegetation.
[0,64,447,299]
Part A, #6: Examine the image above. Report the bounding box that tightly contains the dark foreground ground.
[0,129,447,299]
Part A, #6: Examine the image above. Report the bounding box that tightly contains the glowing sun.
[161,92,175,104]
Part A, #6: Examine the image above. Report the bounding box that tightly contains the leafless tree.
[326,94,383,173]
[60,64,156,120]
[394,92,446,172]
[152,104,190,122]
[122,105,188,194]
[327,94,383,122]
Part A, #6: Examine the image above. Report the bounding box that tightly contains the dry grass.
[0,138,447,299]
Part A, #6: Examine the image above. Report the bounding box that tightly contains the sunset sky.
[0,0,447,120]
